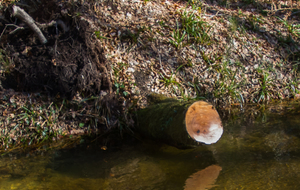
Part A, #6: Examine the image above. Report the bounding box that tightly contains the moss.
[147,93,178,105]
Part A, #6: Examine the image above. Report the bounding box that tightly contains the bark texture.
[135,94,223,148]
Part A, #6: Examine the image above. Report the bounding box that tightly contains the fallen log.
[135,94,223,148]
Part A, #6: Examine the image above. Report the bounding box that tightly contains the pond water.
[1,104,300,190]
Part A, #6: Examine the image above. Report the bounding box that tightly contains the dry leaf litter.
[0,0,300,149]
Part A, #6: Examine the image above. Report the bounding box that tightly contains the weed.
[169,9,212,49]
[115,82,129,97]
[160,70,180,88]
[229,16,239,33]
[158,20,170,29]
[254,72,274,103]
[278,34,295,45]
[277,17,300,38]
[120,27,146,45]
[0,49,13,74]
[213,61,245,106]
[20,104,58,144]
[187,76,206,100]
[200,50,221,65]
[112,62,130,97]
[187,0,203,10]
[247,15,264,32]
[169,20,186,49]
[228,16,247,35]
[160,65,184,94]
[112,62,128,76]
[285,70,300,97]
[0,102,59,149]
[95,31,109,40]
[181,10,212,45]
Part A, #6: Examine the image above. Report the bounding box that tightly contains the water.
[1,104,300,190]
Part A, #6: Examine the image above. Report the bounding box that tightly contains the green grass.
[0,102,63,149]
[212,61,246,105]
[187,76,207,100]
[187,0,203,10]
[228,16,240,33]
[95,31,109,40]
[0,95,116,150]
[169,9,212,49]
[285,69,300,97]
[0,49,13,74]
[180,9,212,45]
[247,14,264,32]
[169,20,187,49]
[254,72,274,103]
[112,62,131,97]
[277,17,300,38]
[159,65,193,99]
[160,65,183,89]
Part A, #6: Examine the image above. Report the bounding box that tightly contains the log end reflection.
[184,164,222,190]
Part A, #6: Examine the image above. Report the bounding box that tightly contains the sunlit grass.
[277,17,300,38]
[254,72,274,103]
[180,9,212,45]
[212,61,246,106]
[169,9,212,49]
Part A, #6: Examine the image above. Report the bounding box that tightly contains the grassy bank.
[0,0,299,150]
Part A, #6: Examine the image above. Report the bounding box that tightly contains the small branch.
[264,7,300,12]
[8,24,25,35]
[11,5,47,44]
[0,25,8,41]
[36,20,69,33]
[36,20,57,29]
[0,24,24,41]
[291,10,300,16]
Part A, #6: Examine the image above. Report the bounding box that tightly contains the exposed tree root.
[11,5,47,44]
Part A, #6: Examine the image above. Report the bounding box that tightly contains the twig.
[291,10,300,16]
[0,24,24,41]
[159,54,171,78]
[36,20,69,33]
[265,7,300,12]
[35,20,57,29]
[0,25,8,41]
[11,5,47,44]
[8,24,25,35]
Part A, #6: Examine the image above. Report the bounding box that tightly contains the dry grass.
[88,0,300,108]
[0,0,300,149]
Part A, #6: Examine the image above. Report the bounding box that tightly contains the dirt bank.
[0,0,299,150]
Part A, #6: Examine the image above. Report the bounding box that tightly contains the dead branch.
[0,24,24,41]
[9,24,25,35]
[11,5,47,44]
[36,20,69,33]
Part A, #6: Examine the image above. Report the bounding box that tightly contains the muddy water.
[1,105,300,190]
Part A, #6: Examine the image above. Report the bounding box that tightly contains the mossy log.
[135,94,223,148]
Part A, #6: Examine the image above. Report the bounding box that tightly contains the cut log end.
[185,101,223,144]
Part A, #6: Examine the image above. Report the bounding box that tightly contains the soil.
[0,0,299,151]
[0,0,112,98]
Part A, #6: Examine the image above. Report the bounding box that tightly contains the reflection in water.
[0,143,215,190]
[184,165,222,190]
[264,131,300,158]
[1,103,300,189]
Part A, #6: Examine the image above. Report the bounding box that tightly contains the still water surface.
[1,105,300,190]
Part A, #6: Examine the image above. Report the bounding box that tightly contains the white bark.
[12,5,47,44]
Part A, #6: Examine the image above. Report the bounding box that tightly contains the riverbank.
[0,0,299,150]
[95,0,300,107]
